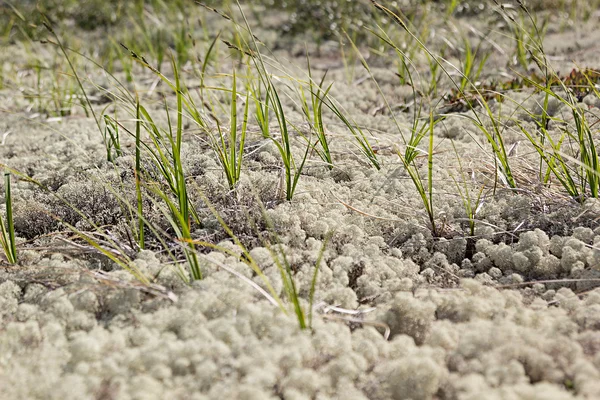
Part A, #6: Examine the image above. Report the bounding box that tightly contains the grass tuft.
[211,68,249,190]
[301,54,334,170]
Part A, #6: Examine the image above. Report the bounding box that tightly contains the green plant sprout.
[300,54,334,169]
[211,69,249,190]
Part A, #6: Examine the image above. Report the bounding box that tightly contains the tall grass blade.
[135,99,145,250]
[172,56,201,279]
[1,172,17,264]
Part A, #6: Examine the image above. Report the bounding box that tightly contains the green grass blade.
[1,172,17,264]
[135,99,145,250]
[228,69,238,188]
[237,89,250,182]
[427,111,435,234]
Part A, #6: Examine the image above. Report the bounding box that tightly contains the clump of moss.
[13,200,57,239]
[382,292,436,344]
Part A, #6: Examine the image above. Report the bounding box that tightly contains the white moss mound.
[1,273,599,399]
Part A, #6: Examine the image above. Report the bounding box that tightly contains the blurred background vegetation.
[1,0,595,44]
[0,1,487,41]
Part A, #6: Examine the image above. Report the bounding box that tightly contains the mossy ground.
[2,1,600,399]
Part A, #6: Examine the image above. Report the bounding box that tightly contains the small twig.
[313,301,377,315]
